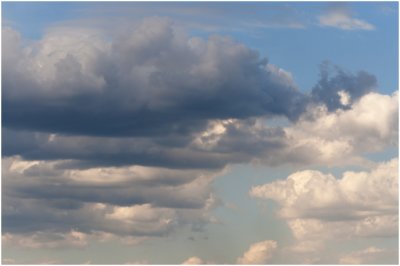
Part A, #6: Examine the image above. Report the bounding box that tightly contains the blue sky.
[2,2,399,264]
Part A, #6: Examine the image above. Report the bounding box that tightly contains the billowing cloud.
[283,92,398,166]
[251,158,398,222]
[2,18,308,138]
[2,17,386,173]
[318,4,375,30]
[237,240,277,264]
[251,158,398,258]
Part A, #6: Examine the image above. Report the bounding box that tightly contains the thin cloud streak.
[318,4,375,30]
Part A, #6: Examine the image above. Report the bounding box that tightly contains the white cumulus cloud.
[250,158,398,257]
[237,240,278,264]
[283,92,398,166]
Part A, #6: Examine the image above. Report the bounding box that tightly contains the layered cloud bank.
[3,155,220,247]
[2,15,398,264]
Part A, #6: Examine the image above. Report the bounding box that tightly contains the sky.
[1,1,399,265]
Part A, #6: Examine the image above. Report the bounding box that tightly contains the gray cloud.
[3,156,220,238]
[2,128,250,170]
[311,62,377,111]
[2,18,308,138]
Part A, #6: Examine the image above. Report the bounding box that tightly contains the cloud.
[3,88,396,251]
[2,156,220,243]
[283,91,398,166]
[2,18,307,138]
[2,15,396,264]
[339,247,395,264]
[2,258,16,265]
[182,256,205,264]
[2,18,386,174]
[5,89,394,171]
[318,4,375,30]
[2,126,263,170]
[251,158,398,257]
[241,5,306,30]
[250,158,398,222]
[3,83,396,249]
[311,62,377,111]
[237,240,278,264]
[2,230,88,249]
[243,21,305,30]
[1,256,62,265]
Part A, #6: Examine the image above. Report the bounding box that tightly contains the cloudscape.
[2,2,398,264]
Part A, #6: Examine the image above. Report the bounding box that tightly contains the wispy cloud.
[339,247,390,264]
[243,20,305,30]
[318,4,375,31]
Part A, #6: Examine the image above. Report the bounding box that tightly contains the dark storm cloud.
[2,123,284,170]
[2,130,223,170]
[2,18,309,138]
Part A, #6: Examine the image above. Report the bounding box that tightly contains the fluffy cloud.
[318,4,375,30]
[251,158,398,257]
[251,158,398,220]
[237,240,277,264]
[283,92,398,166]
